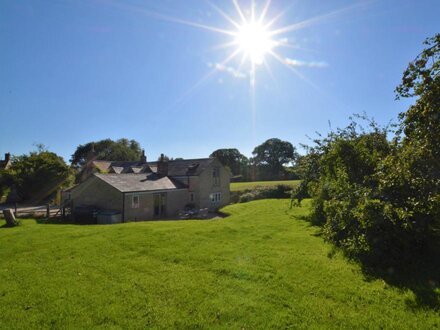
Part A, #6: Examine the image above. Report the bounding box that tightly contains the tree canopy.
[7,150,72,202]
[395,34,440,151]
[252,138,297,174]
[292,34,440,265]
[210,148,248,175]
[71,138,142,167]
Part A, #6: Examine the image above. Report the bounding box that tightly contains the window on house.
[210,192,221,203]
[132,195,139,208]
[154,193,167,216]
[213,167,220,185]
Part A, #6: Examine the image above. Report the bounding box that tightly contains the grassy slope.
[0,200,438,329]
[230,180,300,191]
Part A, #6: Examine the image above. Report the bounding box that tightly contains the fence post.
[14,202,17,217]
[46,204,50,218]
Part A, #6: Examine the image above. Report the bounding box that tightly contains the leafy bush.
[236,185,292,203]
[292,34,440,265]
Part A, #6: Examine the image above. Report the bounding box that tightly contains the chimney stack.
[86,143,97,163]
[140,149,147,163]
[5,153,10,163]
[157,153,168,177]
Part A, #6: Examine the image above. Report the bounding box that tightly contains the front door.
[153,193,167,217]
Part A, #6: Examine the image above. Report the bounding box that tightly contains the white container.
[97,212,122,224]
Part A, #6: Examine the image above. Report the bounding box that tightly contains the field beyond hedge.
[0,200,438,329]
[230,180,300,191]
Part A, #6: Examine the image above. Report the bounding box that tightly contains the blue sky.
[1,0,439,162]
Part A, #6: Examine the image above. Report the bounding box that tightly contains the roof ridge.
[148,157,212,164]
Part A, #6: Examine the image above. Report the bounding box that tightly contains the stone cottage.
[65,152,231,221]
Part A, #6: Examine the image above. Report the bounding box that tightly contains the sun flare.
[108,0,362,89]
[234,21,275,65]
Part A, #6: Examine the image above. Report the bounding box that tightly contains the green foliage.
[236,184,292,203]
[376,33,440,251]
[210,148,249,176]
[70,138,142,167]
[211,140,299,181]
[7,150,72,202]
[293,35,440,265]
[0,169,13,198]
[252,138,298,179]
[230,179,300,192]
[1,200,438,328]
[395,34,440,99]
[290,151,323,206]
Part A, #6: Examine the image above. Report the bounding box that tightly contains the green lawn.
[0,200,438,329]
[230,180,300,191]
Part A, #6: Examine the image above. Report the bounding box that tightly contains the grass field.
[230,180,300,191]
[0,200,438,329]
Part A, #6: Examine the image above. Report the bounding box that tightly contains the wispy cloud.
[276,37,289,46]
[284,58,328,68]
[208,62,247,79]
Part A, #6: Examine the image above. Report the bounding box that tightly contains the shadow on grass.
[289,205,440,311]
[35,212,229,225]
[288,212,323,237]
[360,244,440,311]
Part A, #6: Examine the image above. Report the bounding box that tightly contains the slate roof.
[147,158,215,176]
[109,166,124,174]
[91,158,215,177]
[92,161,153,174]
[94,173,187,193]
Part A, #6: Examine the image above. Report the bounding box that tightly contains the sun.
[234,21,275,65]
[108,0,359,88]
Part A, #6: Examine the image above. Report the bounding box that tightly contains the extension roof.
[91,158,216,177]
[94,173,187,193]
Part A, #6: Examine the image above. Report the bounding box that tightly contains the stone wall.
[197,159,231,211]
[123,189,188,221]
[70,176,122,212]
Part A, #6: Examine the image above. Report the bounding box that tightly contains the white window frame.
[132,195,140,208]
[210,192,221,203]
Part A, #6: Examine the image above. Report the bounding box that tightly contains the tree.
[210,148,248,176]
[8,150,72,202]
[378,33,440,243]
[395,34,440,151]
[252,138,297,179]
[291,35,440,265]
[0,168,14,200]
[70,138,142,167]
